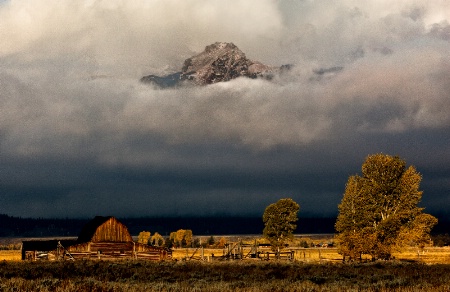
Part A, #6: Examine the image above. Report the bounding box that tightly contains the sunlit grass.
[393,247,450,264]
[1,260,450,291]
[2,242,450,291]
[0,250,20,261]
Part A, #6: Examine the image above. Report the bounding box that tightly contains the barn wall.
[66,242,171,260]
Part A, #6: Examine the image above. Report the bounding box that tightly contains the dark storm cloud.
[0,0,449,218]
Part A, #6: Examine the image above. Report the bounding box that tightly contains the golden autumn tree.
[170,229,194,248]
[183,229,193,247]
[335,154,437,261]
[396,213,438,251]
[137,231,151,244]
[150,232,164,246]
[263,198,300,253]
[169,232,178,247]
[217,237,227,248]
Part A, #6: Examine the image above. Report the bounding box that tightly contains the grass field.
[2,235,450,291]
[2,247,450,291]
[1,260,450,291]
[0,250,20,261]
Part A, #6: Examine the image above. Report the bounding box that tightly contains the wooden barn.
[22,216,171,261]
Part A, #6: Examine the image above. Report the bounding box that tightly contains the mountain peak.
[205,42,239,52]
[141,42,283,88]
[181,42,255,85]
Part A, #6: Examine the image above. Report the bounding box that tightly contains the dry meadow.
[2,236,450,291]
[1,259,450,291]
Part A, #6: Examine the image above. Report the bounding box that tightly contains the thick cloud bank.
[1,0,449,218]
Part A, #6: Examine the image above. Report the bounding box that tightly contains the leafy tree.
[171,229,194,248]
[397,213,438,251]
[137,231,151,244]
[432,234,450,247]
[184,230,193,247]
[169,232,178,247]
[165,236,174,248]
[263,198,300,252]
[299,240,309,248]
[207,235,215,246]
[150,232,164,246]
[217,237,227,248]
[193,237,201,248]
[335,154,437,261]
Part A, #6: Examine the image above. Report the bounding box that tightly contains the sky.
[0,0,449,219]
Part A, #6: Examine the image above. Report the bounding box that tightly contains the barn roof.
[77,216,133,243]
[77,216,111,242]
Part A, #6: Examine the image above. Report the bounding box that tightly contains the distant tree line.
[136,229,231,249]
[0,214,87,237]
[0,215,340,237]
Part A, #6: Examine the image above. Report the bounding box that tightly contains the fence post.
[201,246,204,261]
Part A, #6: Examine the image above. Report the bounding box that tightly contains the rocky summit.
[141,42,284,88]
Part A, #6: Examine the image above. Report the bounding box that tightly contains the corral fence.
[179,240,338,262]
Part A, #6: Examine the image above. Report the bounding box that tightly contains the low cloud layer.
[1,0,449,218]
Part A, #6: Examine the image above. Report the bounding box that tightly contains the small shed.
[22,216,171,261]
[22,239,77,261]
